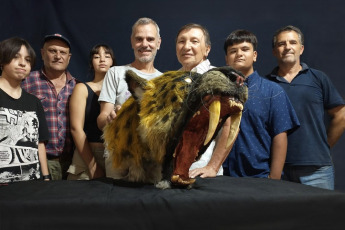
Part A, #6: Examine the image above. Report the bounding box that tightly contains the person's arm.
[97,67,123,130]
[269,132,287,180]
[38,142,50,181]
[327,105,345,148]
[70,84,104,179]
[189,117,233,178]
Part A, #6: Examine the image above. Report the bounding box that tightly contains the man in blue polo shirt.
[266,25,345,190]
[222,29,300,179]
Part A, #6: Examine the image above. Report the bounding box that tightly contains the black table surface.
[1,176,345,230]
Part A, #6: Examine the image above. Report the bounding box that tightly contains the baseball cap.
[43,33,71,50]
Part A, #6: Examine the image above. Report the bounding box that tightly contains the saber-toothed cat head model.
[103,66,248,188]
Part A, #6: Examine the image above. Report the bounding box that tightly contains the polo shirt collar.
[268,63,309,82]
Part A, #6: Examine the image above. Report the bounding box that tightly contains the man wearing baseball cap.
[22,33,77,180]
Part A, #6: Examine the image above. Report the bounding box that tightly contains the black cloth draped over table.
[1,176,345,230]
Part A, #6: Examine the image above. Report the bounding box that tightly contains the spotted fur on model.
[103,66,248,188]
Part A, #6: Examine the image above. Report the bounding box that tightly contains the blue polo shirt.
[266,63,344,165]
[223,71,300,177]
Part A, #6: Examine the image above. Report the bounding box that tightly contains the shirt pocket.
[36,94,49,112]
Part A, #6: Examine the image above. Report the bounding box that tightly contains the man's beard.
[135,49,157,63]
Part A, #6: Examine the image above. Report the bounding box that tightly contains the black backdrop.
[1,0,344,191]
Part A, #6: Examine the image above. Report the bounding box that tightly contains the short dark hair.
[89,44,116,70]
[223,29,258,54]
[0,37,36,68]
[175,23,211,47]
[272,25,304,48]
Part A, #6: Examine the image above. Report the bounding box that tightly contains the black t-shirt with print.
[0,89,49,183]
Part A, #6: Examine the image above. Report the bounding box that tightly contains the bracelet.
[42,174,52,180]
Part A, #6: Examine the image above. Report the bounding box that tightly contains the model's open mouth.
[171,95,244,185]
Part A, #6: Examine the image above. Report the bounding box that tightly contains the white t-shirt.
[99,64,162,105]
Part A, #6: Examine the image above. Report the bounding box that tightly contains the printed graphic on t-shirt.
[0,107,40,183]
[125,90,131,100]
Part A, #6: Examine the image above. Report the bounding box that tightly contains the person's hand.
[90,163,105,179]
[189,165,218,178]
[114,104,121,113]
[106,110,116,124]
[106,105,121,124]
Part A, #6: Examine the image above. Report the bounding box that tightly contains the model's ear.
[208,66,245,83]
[125,70,149,100]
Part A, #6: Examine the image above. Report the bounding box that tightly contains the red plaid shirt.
[21,69,77,157]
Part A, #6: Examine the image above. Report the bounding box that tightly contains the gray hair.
[131,17,160,38]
